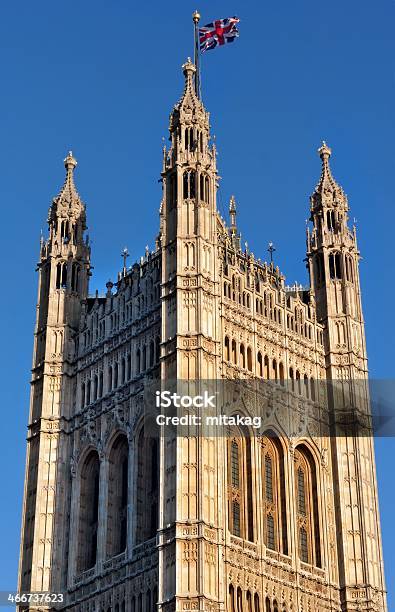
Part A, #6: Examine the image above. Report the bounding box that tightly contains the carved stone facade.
[18,60,387,612]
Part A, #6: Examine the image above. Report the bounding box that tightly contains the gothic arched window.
[346,255,354,283]
[240,344,246,369]
[224,336,230,361]
[231,339,237,364]
[77,451,100,572]
[227,427,254,541]
[184,127,193,151]
[257,352,263,377]
[329,251,342,280]
[106,435,129,557]
[294,446,321,567]
[183,170,196,199]
[247,347,252,371]
[136,428,159,543]
[261,436,288,554]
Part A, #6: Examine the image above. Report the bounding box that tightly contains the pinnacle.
[64,150,77,171]
[318,140,331,161]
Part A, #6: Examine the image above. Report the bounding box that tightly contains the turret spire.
[48,151,87,246]
[311,141,348,213]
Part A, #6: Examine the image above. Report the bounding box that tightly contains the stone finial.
[318,141,332,162]
[182,57,196,81]
[64,151,77,172]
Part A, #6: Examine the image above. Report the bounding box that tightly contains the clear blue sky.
[0,0,394,605]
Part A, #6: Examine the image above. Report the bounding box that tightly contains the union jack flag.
[199,17,240,53]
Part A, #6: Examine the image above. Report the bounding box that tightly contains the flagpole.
[192,10,201,99]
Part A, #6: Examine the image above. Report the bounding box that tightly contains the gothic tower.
[159,58,224,611]
[17,61,387,612]
[307,143,387,610]
[18,153,90,594]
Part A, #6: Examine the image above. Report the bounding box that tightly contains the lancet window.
[294,446,321,566]
[261,436,288,554]
[227,428,254,540]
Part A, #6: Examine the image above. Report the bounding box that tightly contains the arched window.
[224,336,230,361]
[257,352,263,377]
[184,127,193,151]
[327,209,335,230]
[106,435,129,557]
[229,585,235,612]
[183,170,196,199]
[294,446,321,567]
[86,379,91,405]
[145,590,151,612]
[296,370,301,395]
[261,436,288,554]
[279,362,285,386]
[254,593,260,612]
[228,427,254,540]
[136,348,141,374]
[346,255,354,282]
[136,428,159,543]
[93,375,98,401]
[264,355,270,379]
[108,366,113,392]
[77,451,100,572]
[231,339,237,364]
[329,251,342,280]
[71,263,80,291]
[127,354,131,380]
[99,371,103,398]
[240,344,246,369]
[265,597,271,612]
[246,591,253,612]
[247,347,252,371]
[121,358,126,384]
[272,359,277,381]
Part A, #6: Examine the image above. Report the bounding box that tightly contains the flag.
[199,17,240,53]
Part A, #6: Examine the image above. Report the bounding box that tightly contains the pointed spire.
[47,151,87,245]
[50,151,86,221]
[229,195,237,233]
[169,59,208,133]
[311,141,348,211]
[176,57,203,112]
[56,151,81,206]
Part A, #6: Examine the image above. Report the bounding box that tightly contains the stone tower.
[159,58,222,611]
[307,143,387,610]
[19,153,90,593]
[18,62,387,612]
